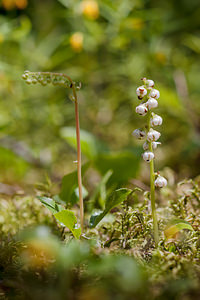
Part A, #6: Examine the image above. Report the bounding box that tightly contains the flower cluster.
[22,71,81,91]
[132,78,167,188]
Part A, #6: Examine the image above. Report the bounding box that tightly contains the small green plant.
[22,71,84,232]
[132,78,167,246]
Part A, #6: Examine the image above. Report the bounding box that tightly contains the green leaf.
[38,196,63,214]
[59,163,89,205]
[164,219,193,239]
[90,170,113,209]
[60,127,107,159]
[90,211,106,229]
[90,188,132,228]
[54,210,81,239]
[94,150,140,184]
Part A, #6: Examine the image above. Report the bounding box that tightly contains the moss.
[0,196,54,236]
[0,179,200,299]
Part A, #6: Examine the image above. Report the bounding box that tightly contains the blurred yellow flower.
[15,0,28,9]
[2,0,27,10]
[81,0,99,20]
[70,32,84,52]
[155,52,166,64]
[2,0,15,10]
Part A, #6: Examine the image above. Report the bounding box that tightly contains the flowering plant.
[22,71,84,233]
[133,78,167,245]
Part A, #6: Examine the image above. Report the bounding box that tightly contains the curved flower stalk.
[22,71,84,232]
[132,78,167,246]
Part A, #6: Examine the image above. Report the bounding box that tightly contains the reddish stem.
[71,83,84,232]
[74,99,84,232]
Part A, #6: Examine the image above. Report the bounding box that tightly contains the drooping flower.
[147,129,161,142]
[142,151,154,162]
[136,86,147,99]
[150,114,163,126]
[145,79,155,87]
[154,175,167,188]
[132,129,146,139]
[135,104,148,116]
[146,98,158,110]
[149,89,160,99]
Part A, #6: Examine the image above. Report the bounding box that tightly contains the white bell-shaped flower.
[150,114,163,126]
[147,129,161,142]
[132,129,146,139]
[146,98,158,110]
[154,175,167,188]
[135,104,148,116]
[149,89,160,99]
[142,151,154,162]
[146,79,154,87]
[136,86,147,99]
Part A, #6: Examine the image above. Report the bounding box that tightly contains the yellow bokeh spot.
[70,32,84,52]
[2,0,15,10]
[130,18,145,30]
[155,52,166,64]
[81,0,99,20]
[2,0,27,9]
[15,0,28,9]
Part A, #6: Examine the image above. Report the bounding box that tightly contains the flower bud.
[147,129,161,142]
[142,151,154,162]
[46,76,52,83]
[32,78,38,84]
[135,104,148,116]
[25,79,32,85]
[146,79,154,87]
[22,73,28,80]
[132,129,146,139]
[41,80,47,86]
[146,98,158,110]
[154,175,167,188]
[136,86,147,99]
[38,76,43,83]
[149,89,160,99]
[150,114,163,126]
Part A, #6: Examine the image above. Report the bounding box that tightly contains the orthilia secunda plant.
[22,71,84,232]
[133,78,167,246]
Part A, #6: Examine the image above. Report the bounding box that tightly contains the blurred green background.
[0,0,200,187]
